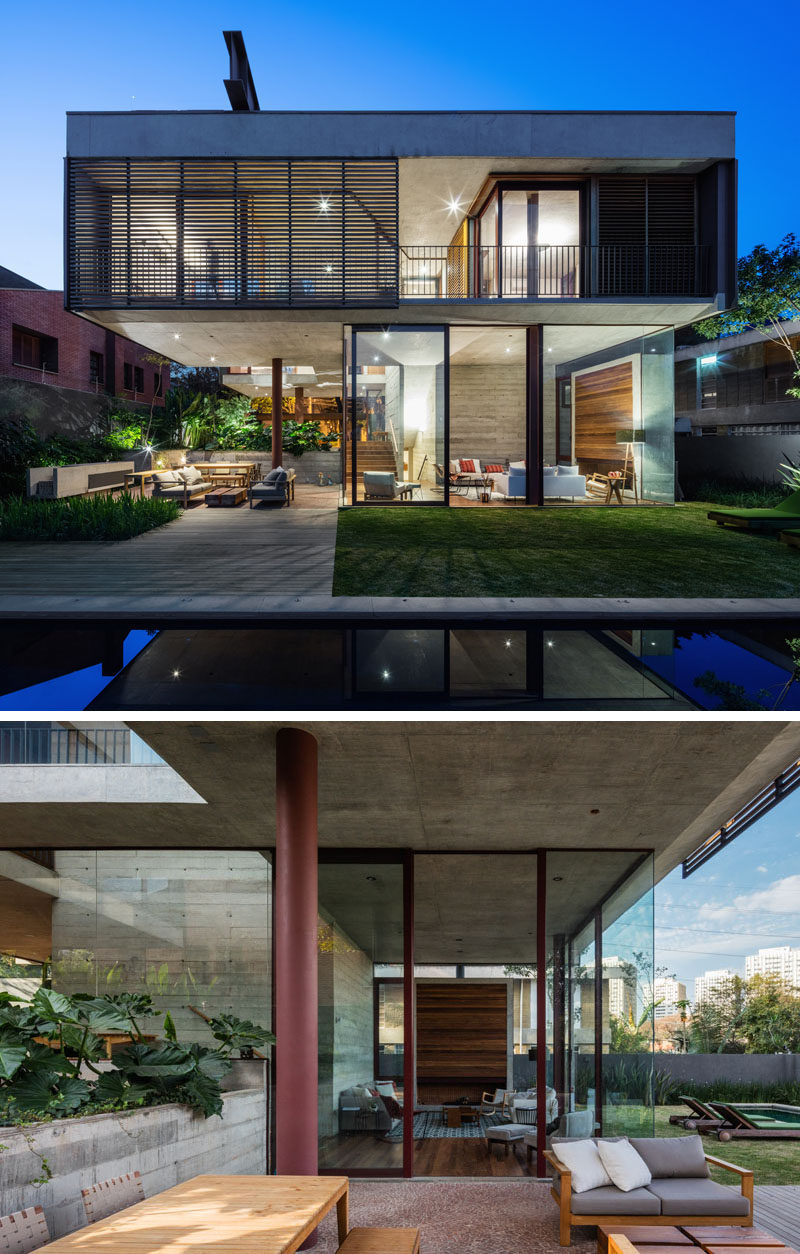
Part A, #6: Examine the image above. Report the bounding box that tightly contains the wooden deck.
[0,503,339,604]
[756,1184,800,1244]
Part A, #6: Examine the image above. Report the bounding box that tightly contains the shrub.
[681,476,787,508]
[0,494,181,542]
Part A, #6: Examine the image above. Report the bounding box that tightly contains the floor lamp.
[616,428,644,504]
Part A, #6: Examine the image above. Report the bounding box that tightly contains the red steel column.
[272,358,284,468]
[275,727,318,1181]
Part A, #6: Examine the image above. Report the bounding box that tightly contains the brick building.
[1,265,169,436]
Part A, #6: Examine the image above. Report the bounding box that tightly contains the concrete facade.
[318,912,375,1138]
[449,364,526,467]
[0,1087,266,1240]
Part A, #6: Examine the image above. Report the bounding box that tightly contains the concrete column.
[275,727,318,1183]
[272,358,283,468]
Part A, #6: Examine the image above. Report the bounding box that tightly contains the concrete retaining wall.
[159,448,342,484]
[0,1088,267,1240]
[676,433,800,486]
[643,1052,800,1087]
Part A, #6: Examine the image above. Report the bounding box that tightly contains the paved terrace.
[1,486,800,619]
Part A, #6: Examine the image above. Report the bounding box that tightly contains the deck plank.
[756,1184,800,1245]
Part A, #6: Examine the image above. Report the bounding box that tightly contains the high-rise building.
[647,976,687,1019]
[745,947,800,987]
[694,968,738,1005]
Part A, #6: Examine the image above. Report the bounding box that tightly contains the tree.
[694,233,800,400]
[739,975,800,1053]
[689,976,747,1053]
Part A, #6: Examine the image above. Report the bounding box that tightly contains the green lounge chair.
[708,489,800,532]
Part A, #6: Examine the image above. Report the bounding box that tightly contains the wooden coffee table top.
[701,1248,791,1254]
[683,1230,784,1246]
[599,1228,692,1247]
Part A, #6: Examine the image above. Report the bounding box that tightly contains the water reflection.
[0,622,798,711]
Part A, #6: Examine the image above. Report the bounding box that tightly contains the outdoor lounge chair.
[707,488,800,531]
[249,467,291,507]
[668,1095,726,1131]
[362,471,415,501]
[709,1099,800,1140]
[151,467,213,507]
[81,1171,145,1223]
[0,1206,50,1253]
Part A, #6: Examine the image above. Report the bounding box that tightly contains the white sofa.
[543,464,586,500]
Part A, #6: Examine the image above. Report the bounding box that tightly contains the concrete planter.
[0,1088,267,1240]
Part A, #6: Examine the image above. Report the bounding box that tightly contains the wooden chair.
[0,1206,51,1253]
[81,1172,145,1225]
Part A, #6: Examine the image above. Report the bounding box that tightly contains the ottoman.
[486,1122,526,1158]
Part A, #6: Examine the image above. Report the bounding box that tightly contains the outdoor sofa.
[545,1133,753,1246]
[707,488,800,531]
[151,466,213,507]
[249,467,291,507]
[493,463,587,501]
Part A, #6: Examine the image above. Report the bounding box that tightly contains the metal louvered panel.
[67,157,398,309]
[597,177,700,295]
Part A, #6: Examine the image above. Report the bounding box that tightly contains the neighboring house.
[63,49,736,505]
[0,264,170,438]
[675,320,800,435]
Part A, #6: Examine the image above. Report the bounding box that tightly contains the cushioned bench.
[545,1135,753,1247]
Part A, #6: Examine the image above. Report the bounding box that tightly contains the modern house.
[1,265,170,439]
[62,38,737,506]
[1,716,797,1213]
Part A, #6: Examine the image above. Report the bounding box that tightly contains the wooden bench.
[338,1227,420,1254]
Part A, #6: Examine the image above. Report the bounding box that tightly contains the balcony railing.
[69,243,711,308]
[0,724,161,765]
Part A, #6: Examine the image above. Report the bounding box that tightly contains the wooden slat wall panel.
[416,984,507,1084]
[574,361,634,471]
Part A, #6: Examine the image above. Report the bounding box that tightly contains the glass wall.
[0,848,272,1045]
[449,326,526,506]
[543,325,675,504]
[349,328,446,504]
[318,860,405,1173]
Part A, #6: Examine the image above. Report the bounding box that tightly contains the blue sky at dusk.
[656,791,800,994]
[1,0,797,290]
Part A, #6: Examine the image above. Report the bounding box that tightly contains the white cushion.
[152,470,179,484]
[375,1082,396,1098]
[596,1138,652,1192]
[552,1139,612,1194]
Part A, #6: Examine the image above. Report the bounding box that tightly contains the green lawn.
[607,1104,800,1186]
[333,503,800,598]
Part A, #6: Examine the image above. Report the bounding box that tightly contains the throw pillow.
[596,1138,652,1192]
[380,1094,402,1119]
[375,1081,397,1098]
[152,470,178,484]
[551,1139,612,1194]
[459,459,476,473]
[484,464,504,473]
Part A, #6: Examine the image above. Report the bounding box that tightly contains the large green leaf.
[0,1030,27,1080]
[9,1072,90,1115]
[93,1070,151,1107]
[178,1072,224,1119]
[115,1042,195,1080]
[29,987,75,1029]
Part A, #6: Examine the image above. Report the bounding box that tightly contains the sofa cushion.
[568,1185,660,1217]
[459,458,478,474]
[543,465,558,477]
[645,1177,750,1217]
[152,470,179,484]
[630,1135,708,1179]
[484,464,504,473]
[597,1139,651,1192]
[180,465,203,483]
[551,1139,612,1194]
[557,464,580,475]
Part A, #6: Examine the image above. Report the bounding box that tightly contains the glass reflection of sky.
[647,633,800,710]
[0,631,155,711]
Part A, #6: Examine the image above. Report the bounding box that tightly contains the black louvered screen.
[597,176,701,296]
[67,158,398,309]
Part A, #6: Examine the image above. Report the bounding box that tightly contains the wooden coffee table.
[598,1228,692,1252]
[445,1104,479,1128]
[205,486,247,507]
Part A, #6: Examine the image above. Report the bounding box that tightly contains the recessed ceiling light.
[173,333,181,340]
[590,808,600,815]
[210,356,216,362]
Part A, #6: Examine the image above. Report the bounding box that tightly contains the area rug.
[315,1179,596,1253]
[386,1112,504,1140]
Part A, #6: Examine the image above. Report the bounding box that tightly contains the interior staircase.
[344,439,399,488]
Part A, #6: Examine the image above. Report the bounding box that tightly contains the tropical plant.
[207,1014,275,1059]
[0,989,241,1123]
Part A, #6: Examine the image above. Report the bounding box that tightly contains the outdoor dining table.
[41,1174,350,1253]
[191,461,260,486]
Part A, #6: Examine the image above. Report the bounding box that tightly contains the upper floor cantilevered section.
[65,110,737,314]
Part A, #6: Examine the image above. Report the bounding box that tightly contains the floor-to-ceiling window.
[346,327,446,504]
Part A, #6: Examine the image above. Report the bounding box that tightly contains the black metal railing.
[69,243,711,307]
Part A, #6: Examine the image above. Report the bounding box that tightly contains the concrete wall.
[676,433,800,486]
[0,1088,266,1240]
[450,364,525,465]
[318,913,374,1138]
[637,1052,800,1087]
[50,850,272,1047]
[163,448,342,484]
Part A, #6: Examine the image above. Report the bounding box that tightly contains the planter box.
[0,1088,266,1240]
